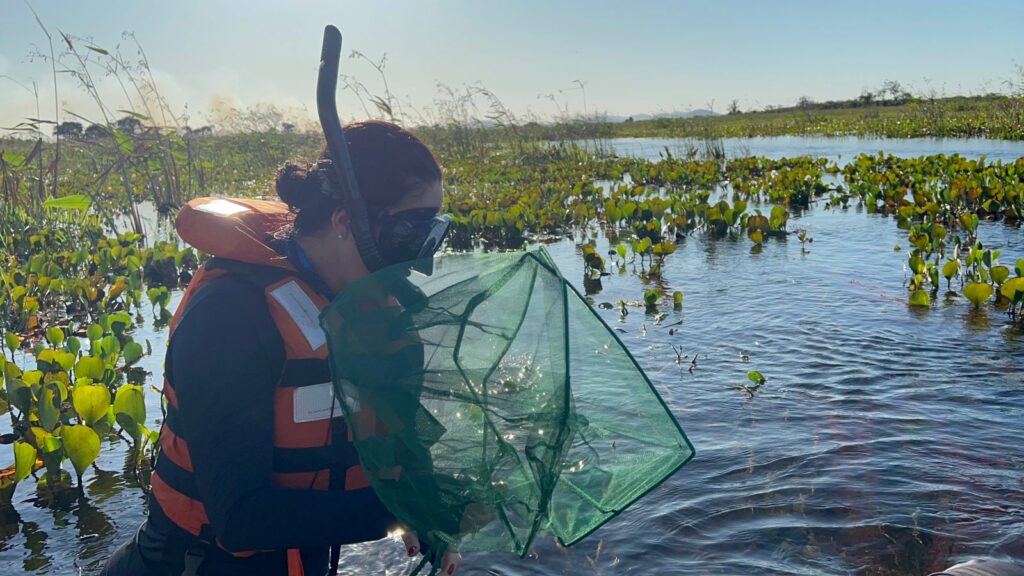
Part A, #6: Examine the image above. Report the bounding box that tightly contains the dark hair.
[275,120,441,235]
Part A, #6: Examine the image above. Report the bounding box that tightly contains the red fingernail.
[448,565,455,574]
[408,546,416,557]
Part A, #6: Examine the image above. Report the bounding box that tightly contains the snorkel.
[316,25,443,310]
[317,26,385,272]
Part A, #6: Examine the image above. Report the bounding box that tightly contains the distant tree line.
[762,80,916,114]
[50,116,297,140]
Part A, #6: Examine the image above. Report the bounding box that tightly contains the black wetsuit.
[103,265,394,576]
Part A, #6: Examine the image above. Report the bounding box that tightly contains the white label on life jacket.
[269,281,326,351]
[194,198,249,217]
[293,382,346,423]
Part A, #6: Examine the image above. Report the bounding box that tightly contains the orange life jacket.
[151,197,382,575]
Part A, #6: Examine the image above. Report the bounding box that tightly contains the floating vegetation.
[0,204,195,503]
[841,153,1023,321]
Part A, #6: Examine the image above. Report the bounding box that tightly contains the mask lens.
[417,215,451,259]
[378,208,447,268]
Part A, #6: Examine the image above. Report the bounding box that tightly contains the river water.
[1,137,1023,575]
[592,135,1024,163]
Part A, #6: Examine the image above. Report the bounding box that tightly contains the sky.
[1,0,1023,130]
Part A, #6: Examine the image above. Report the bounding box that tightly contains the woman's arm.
[169,276,393,552]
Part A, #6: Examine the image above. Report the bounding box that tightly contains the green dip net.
[320,248,693,565]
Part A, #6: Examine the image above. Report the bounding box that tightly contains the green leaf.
[963,282,994,307]
[769,205,788,229]
[73,382,111,426]
[101,335,121,357]
[48,375,70,403]
[908,255,925,274]
[53,351,75,372]
[673,290,684,310]
[991,265,1010,286]
[1,151,26,166]
[14,441,37,483]
[66,336,81,356]
[5,378,31,415]
[122,341,144,366]
[22,370,42,387]
[941,260,960,281]
[38,386,61,432]
[86,323,104,341]
[616,243,627,259]
[4,333,21,353]
[1015,259,1024,277]
[908,290,931,307]
[147,286,170,309]
[113,384,146,441]
[45,327,65,347]
[42,195,91,211]
[35,349,59,372]
[1000,277,1024,301]
[643,289,659,307]
[61,425,100,480]
[108,312,132,336]
[75,356,106,380]
[747,371,766,386]
[42,434,62,454]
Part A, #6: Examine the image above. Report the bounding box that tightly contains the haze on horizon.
[1,0,1023,131]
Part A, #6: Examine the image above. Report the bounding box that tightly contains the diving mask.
[376,207,451,274]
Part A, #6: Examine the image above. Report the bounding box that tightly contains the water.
[2,138,1023,575]
[594,135,1024,164]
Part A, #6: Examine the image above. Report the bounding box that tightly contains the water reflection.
[964,308,993,331]
[72,497,116,574]
[20,520,51,573]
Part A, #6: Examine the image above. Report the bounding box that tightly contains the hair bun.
[275,162,318,210]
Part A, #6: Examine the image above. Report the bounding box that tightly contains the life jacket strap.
[287,548,305,576]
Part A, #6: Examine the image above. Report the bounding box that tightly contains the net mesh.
[320,247,694,557]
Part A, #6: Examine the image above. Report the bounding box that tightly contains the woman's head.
[276,120,442,233]
[275,120,443,288]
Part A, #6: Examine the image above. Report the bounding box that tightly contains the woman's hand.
[401,530,462,575]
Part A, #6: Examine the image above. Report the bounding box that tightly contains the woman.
[103,121,459,576]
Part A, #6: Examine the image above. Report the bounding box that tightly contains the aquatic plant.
[736,370,767,398]
[0,205,194,503]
